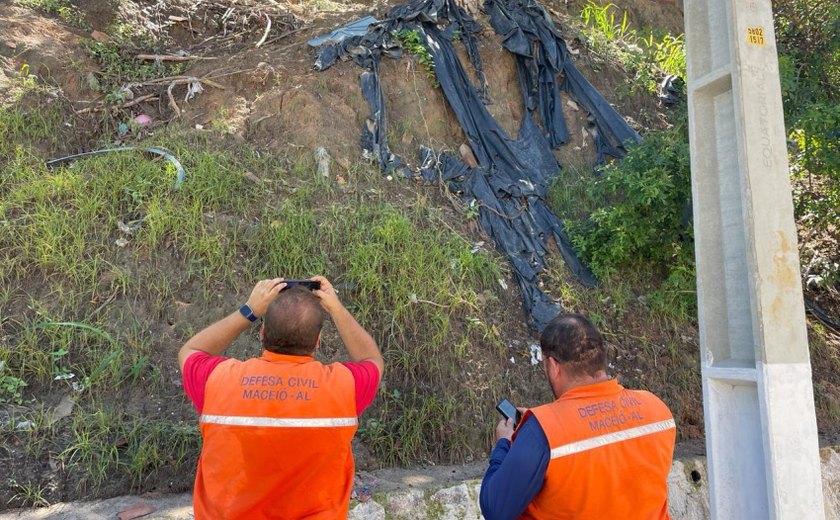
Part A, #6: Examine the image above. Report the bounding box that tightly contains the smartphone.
[283,280,321,291]
[496,399,522,427]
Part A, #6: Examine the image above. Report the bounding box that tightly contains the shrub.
[774,0,840,287]
[555,108,695,317]
[566,114,691,277]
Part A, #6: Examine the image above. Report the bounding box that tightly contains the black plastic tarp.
[310,0,639,330]
[485,0,641,160]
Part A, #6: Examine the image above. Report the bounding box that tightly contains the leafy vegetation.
[564,116,691,279]
[14,0,86,27]
[80,23,183,101]
[0,362,28,404]
[393,28,439,87]
[774,0,840,288]
[551,3,695,318]
[550,111,695,319]
[579,1,685,95]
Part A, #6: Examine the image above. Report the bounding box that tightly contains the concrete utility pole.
[684,1,825,518]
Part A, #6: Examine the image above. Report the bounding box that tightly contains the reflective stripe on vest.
[549,418,676,459]
[199,414,358,428]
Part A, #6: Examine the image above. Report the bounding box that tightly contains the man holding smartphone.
[178,276,384,519]
[480,313,675,519]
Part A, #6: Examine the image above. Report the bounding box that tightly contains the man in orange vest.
[178,276,384,519]
[479,313,675,519]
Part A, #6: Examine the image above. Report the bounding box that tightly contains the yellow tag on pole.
[747,26,766,46]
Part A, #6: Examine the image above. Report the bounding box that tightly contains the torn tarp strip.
[424,27,559,198]
[559,61,640,162]
[45,147,186,190]
[485,0,640,160]
[360,60,412,177]
[308,16,379,47]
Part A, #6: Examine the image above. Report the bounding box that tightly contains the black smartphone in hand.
[283,280,321,291]
[496,399,522,428]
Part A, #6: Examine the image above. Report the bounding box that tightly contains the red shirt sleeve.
[341,360,381,416]
[182,352,228,413]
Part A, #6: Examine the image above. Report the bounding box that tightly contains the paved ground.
[0,493,194,520]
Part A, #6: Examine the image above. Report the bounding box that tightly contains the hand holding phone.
[496,399,523,428]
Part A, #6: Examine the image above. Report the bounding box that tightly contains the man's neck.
[555,371,609,398]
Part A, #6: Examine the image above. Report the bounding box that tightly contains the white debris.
[315,146,331,178]
[529,344,543,365]
[15,420,34,431]
[117,220,135,235]
[185,80,204,102]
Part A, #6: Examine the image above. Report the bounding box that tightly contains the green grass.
[0,69,64,157]
[6,479,51,508]
[15,0,86,28]
[0,85,513,504]
[56,405,200,492]
[578,1,685,96]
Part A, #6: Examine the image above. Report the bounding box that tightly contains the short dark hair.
[262,287,325,355]
[540,313,606,377]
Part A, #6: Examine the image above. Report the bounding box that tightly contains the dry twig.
[75,94,160,114]
[135,54,217,62]
[255,14,272,47]
[166,82,181,117]
[131,75,226,90]
[262,25,311,47]
[74,69,240,116]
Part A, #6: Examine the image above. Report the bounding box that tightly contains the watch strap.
[239,303,258,322]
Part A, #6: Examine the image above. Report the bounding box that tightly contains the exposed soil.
[3,0,838,511]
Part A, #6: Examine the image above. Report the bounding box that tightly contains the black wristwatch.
[239,303,258,322]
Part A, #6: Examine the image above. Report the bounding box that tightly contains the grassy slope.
[0,85,530,506]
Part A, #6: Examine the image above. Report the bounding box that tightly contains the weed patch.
[6,479,51,508]
[15,0,86,28]
[81,39,185,99]
[393,28,439,87]
[579,1,685,95]
[550,109,695,319]
[0,68,65,158]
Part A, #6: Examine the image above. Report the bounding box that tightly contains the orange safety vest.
[193,351,358,520]
[514,379,675,520]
